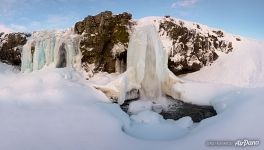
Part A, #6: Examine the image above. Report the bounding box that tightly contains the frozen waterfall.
[95,25,184,104]
[21,29,81,72]
[126,25,167,99]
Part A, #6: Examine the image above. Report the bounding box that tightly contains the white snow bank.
[0,63,18,74]
[0,67,108,104]
[0,64,264,149]
[184,38,264,88]
[124,111,193,140]
[179,81,237,105]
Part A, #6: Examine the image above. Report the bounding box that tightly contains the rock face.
[75,13,235,76]
[0,32,30,66]
[74,11,133,75]
[158,18,233,75]
[0,12,235,77]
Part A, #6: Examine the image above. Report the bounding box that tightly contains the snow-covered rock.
[1,12,239,78]
[0,32,30,66]
[75,12,237,76]
[136,16,235,75]
[184,38,264,87]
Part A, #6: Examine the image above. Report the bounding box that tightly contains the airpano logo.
[234,139,260,147]
[205,139,260,147]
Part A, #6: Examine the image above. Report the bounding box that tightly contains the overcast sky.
[0,0,263,40]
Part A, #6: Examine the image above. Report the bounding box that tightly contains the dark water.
[120,96,217,123]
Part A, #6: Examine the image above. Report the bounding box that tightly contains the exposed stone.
[0,12,235,78]
[160,97,217,122]
[74,11,132,74]
[159,19,233,75]
[0,32,31,66]
[212,30,224,38]
[56,43,67,68]
[236,37,241,41]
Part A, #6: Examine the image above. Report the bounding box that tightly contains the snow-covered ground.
[184,39,264,87]
[1,36,264,149]
[1,19,264,149]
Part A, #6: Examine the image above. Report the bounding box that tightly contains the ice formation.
[21,29,81,72]
[95,25,184,104]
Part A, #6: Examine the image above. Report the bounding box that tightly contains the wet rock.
[160,99,217,122]
[120,97,217,123]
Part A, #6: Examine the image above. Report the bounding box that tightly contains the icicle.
[21,39,34,72]
[21,29,81,72]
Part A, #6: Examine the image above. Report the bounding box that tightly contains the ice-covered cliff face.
[21,29,81,72]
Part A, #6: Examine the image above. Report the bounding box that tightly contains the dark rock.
[160,98,217,122]
[56,43,67,68]
[126,89,140,101]
[196,24,201,29]
[236,37,241,41]
[0,32,31,66]
[159,19,233,75]
[75,13,234,76]
[212,30,224,38]
[74,11,133,74]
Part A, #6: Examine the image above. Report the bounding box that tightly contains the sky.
[0,0,263,40]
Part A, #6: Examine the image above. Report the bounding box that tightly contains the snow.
[124,111,193,140]
[1,62,264,149]
[0,63,18,74]
[128,100,153,114]
[112,42,126,56]
[184,38,264,87]
[1,16,264,150]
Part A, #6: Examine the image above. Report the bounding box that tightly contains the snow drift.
[184,39,264,88]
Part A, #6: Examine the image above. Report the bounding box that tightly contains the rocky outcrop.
[75,13,235,76]
[0,32,30,66]
[74,11,133,75]
[0,12,236,77]
[158,18,233,75]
